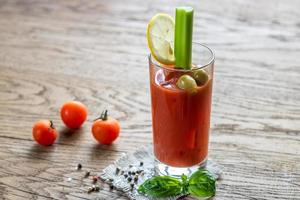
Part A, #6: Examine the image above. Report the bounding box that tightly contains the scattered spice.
[130,183,135,190]
[84,171,90,178]
[94,185,100,192]
[87,185,101,193]
[92,176,98,183]
[77,163,82,170]
[109,185,114,190]
[109,178,114,182]
[79,161,147,194]
[87,186,94,193]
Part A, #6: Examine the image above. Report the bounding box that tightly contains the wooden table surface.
[0,0,299,199]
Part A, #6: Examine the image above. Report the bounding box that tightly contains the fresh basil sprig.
[138,169,216,198]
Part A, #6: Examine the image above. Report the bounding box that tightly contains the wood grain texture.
[0,0,299,199]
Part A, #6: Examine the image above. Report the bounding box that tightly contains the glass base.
[154,158,207,178]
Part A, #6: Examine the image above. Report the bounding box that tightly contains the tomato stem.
[94,110,108,121]
[101,110,108,121]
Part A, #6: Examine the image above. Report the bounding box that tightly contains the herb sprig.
[138,169,216,198]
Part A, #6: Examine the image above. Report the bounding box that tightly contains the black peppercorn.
[77,163,82,170]
[94,185,100,191]
[130,183,134,190]
[84,171,90,178]
[87,186,94,193]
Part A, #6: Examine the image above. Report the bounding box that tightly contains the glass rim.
[149,42,215,72]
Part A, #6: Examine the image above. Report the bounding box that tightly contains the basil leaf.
[138,176,182,198]
[188,169,216,198]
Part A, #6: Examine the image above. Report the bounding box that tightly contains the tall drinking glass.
[149,43,215,177]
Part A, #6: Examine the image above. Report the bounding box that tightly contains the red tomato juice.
[150,69,213,167]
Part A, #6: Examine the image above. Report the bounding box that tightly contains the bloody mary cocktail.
[149,45,214,173]
[146,7,215,176]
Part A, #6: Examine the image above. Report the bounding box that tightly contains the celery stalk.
[174,7,194,69]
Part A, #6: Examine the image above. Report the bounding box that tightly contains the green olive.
[192,69,209,86]
[176,74,197,93]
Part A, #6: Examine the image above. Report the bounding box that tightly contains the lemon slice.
[147,13,175,65]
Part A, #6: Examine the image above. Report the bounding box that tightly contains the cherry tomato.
[32,120,58,146]
[60,101,88,129]
[92,110,120,144]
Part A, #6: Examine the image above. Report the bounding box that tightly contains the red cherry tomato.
[32,120,58,146]
[60,101,88,129]
[92,110,120,144]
